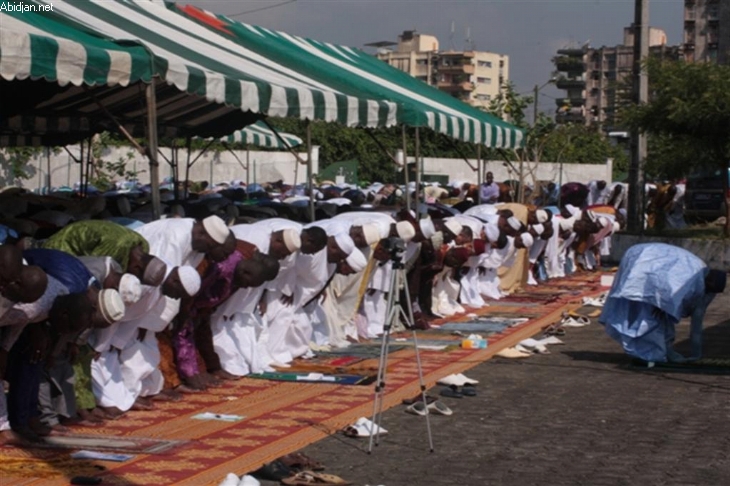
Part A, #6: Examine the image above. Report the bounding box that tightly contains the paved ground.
[259,294,730,486]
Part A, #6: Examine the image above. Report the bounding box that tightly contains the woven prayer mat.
[33,435,185,454]
[0,274,608,485]
[317,344,407,359]
[248,372,374,385]
[436,318,529,334]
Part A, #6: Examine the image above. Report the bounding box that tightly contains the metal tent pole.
[628,0,649,232]
[402,125,411,212]
[306,122,314,222]
[414,127,421,212]
[146,79,162,220]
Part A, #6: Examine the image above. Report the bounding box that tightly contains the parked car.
[684,166,730,223]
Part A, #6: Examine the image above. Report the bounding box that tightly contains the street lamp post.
[520,78,555,203]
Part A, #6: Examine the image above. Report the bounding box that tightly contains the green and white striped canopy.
[0,0,523,148]
[216,121,302,149]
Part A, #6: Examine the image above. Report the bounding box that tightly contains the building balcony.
[555,77,586,90]
[438,63,475,75]
[556,97,586,108]
[554,56,585,73]
[557,47,586,57]
[437,81,475,92]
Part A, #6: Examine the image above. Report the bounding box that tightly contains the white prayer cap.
[444,220,462,238]
[346,248,367,272]
[559,218,574,232]
[119,273,142,305]
[519,232,534,249]
[178,266,201,297]
[531,224,545,236]
[334,233,355,255]
[394,188,404,197]
[484,224,500,243]
[565,204,579,216]
[98,289,125,324]
[419,217,436,240]
[202,215,230,244]
[361,223,381,246]
[612,221,621,233]
[282,228,302,253]
[395,221,416,243]
[535,209,548,223]
[507,216,522,231]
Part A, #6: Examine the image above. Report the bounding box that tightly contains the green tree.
[620,59,730,235]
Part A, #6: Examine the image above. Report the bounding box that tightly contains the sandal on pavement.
[405,401,428,416]
[342,417,387,437]
[561,316,590,328]
[439,385,463,399]
[543,324,566,337]
[252,460,294,481]
[279,452,325,472]
[281,471,351,485]
[401,393,437,405]
[427,400,453,416]
[462,384,477,397]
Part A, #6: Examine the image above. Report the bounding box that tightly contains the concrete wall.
[4,146,318,190]
[609,234,730,271]
[410,154,612,186]
[4,145,611,191]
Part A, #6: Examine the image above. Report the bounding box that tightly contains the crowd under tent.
[1,0,523,219]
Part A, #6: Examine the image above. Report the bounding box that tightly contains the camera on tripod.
[382,236,406,261]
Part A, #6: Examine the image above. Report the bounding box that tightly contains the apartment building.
[553,27,680,131]
[683,0,730,64]
[374,30,509,110]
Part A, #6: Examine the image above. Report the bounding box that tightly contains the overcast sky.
[186,0,684,115]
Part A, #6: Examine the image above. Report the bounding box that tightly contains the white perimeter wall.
[4,146,611,191]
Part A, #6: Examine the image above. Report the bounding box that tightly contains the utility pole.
[627,0,649,233]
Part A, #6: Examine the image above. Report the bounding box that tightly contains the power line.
[227,0,297,18]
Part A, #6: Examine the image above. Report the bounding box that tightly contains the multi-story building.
[553,27,680,131]
[683,0,730,64]
[373,30,509,110]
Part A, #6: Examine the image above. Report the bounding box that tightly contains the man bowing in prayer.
[600,243,727,364]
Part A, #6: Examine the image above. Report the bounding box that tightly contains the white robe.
[135,218,204,268]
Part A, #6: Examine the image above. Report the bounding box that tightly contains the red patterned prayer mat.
[0,274,605,485]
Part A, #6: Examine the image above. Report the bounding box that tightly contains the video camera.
[382,236,406,263]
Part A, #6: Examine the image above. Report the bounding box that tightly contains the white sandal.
[561,316,590,328]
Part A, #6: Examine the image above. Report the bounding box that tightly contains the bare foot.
[151,389,183,402]
[98,406,125,420]
[200,372,222,387]
[175,384,202,394]
[131,397,154,411]
[0,429,24,445]
[212,369,240,381]
[78,409,104,424]
[28,419,52,437]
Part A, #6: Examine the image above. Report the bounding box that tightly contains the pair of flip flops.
[405,400,453,416]
[439,384,476,398]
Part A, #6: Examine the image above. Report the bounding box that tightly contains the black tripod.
[368,248,434,453]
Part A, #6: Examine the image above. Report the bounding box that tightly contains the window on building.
[499,59,504,68]
[476,94,491,101]
[416,75,428,82]
[476,77,492,84]
[416,59,428,65]
[477,61,493,68]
